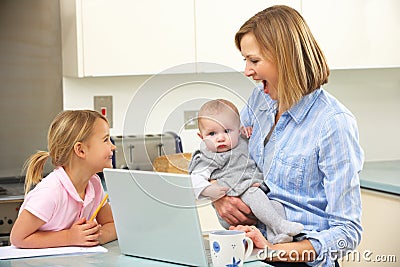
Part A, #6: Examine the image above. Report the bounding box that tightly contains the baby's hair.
[23,110,108,195]
[198,99,240,130]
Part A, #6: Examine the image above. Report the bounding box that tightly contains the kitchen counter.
[1,241,270,267]
[359,160,400,195]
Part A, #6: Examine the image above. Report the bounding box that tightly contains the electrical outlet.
[94,96,113,128]
[184,110,198,130]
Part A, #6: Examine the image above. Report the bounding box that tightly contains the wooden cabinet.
[302,0,400,69]
[60,0,196,77]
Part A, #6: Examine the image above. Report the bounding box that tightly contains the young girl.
[10,110,117,248]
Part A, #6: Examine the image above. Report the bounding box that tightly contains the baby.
[188,99,303,243]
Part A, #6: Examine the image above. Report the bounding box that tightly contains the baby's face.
[198,113,240,153]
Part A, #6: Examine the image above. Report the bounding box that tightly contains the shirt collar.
[55,166,95,203]
[287,88,322,124]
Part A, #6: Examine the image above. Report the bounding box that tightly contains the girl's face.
[197,112,240,153]
[240,33,279,100]
[84,118,116,173]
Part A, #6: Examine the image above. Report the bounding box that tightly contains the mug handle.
[244,236,254,260]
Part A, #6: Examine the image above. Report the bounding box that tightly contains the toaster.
[112,132,182,171]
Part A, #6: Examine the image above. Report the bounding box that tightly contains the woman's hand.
[67,217,101,246]
[231,225,316,263]
[213,195,257,226]
[230,225,271,249]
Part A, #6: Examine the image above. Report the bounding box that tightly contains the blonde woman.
[214,5,364,267]
[11,110,117,248]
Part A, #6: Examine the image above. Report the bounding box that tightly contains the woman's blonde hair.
[23,110,108,195]
[235,5,330,110]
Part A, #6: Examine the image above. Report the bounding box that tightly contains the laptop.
[103,168,273,266]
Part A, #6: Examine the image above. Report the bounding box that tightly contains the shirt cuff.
[309,237,322,256]
[304,237,323,267]
[307,235,341,267]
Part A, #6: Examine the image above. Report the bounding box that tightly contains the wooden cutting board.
[153,153,192,174]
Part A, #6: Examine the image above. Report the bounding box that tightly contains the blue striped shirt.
[241,86,364,267]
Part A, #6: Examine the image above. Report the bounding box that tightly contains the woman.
[213,5,364,266]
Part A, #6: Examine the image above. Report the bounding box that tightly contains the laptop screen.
[103,168,209,266]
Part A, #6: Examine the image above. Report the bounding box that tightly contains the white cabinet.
[61,0,399,77]
[195,0,301,72]
[60,0,302,77]
[302,0,400,69]
[60,0,196,77]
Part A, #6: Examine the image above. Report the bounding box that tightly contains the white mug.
[209,230,253,267]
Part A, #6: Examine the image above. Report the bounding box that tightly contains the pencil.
[89,193,108,222]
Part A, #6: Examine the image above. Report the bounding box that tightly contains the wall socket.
[184,110,199,130]
[94,96,113,128]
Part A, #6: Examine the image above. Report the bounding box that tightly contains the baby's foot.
[270,233,293,244]
[279,220,304,236]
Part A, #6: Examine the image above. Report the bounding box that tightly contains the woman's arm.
[95,202,117,244]
[232,225,316,262]
[10,209,101,248]
[268,240,316,262]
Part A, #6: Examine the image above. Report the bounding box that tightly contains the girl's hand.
[230,225,271,249]
[67,217,102,246]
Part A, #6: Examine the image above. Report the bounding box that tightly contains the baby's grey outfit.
[188,137,303,243]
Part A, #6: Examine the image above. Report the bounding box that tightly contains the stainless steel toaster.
[112,132,182,171]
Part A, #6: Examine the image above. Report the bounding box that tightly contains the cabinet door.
[195,0,301,72]
[62,0,196,77]
[341,189,400,267]
[302,0,400,69]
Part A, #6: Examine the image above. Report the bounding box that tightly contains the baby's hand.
[201,183,228,200]
[240,126,253,138]
[67,217,101,246]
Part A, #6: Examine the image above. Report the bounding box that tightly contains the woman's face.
[240,33,279,100]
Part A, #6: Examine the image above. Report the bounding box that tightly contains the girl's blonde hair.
[23,110,108,195]
[235,5,330,111]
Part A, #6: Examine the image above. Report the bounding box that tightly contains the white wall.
[323,68,400,161]
[63,72,257,153]
[63,68,400,161]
